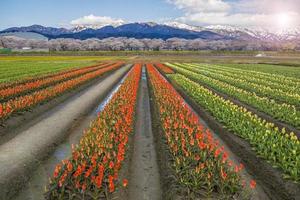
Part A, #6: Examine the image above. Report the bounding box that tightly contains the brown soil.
[127,66,162,200]
[13,112,96,200]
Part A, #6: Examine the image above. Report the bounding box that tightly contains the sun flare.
[275,13,292,29]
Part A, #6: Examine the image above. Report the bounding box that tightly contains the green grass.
[0,48,12,54]
[0,56,126,83]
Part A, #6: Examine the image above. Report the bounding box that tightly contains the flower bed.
[166,63,300,129]
[168,73,300,182]
[173,63,300,108]
[154,63,174,74]
[0,63,112,102]
[45,64,141,199]
[147,64,248,198]
[0,63,123,120]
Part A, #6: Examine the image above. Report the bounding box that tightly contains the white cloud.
[71,15,125,27]
[177,11,300,28]
[167,0,300,28]
[236,0,300,14]
[168,0,230,13]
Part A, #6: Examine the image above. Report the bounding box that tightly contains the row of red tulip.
[0,63,105,90]
[0,63,123,121]
[45,64,141,199]
[0,63,113,102]
[154,63,174,74]
[147,63,253,198]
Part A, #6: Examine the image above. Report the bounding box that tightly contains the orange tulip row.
[0,63,123,121]
[154,63,174,74]
[147,63,247,197]
[45,64,142,199]
[0,63,113,102]
[0,63,110,89]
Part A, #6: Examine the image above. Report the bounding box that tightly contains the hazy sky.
[1,0,300,30]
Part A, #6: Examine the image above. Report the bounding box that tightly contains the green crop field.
[220,63,300,79]
[0,56,127,83]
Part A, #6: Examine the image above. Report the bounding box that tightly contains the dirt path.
[13,114,95,200]
[128,67,162,200]
[0,65,131,200]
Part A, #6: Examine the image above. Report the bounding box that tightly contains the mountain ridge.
[1,22,299,41]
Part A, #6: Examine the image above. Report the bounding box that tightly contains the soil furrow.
[128,66,162,200]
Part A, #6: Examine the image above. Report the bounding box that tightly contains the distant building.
[255,53,267,57]
[12,48,49,52]
[22,47,31,50]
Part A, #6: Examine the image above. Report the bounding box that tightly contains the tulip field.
[0,62,123,120]
[46,64,142,199]
[0,59,299,200]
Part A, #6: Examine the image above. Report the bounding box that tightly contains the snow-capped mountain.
[163,22,204,32]
[0,24,72,36]
[71,25,99,33]
[1,22,300,41]
[71,23,125,33]
[166,23,300,41]
[60,22,223,40]
[204,25,300,41]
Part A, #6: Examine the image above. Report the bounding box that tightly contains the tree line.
[1,36,299,51]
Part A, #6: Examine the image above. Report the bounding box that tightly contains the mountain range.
[1,22,300,41]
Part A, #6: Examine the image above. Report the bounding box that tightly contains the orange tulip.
[122,179,128,187]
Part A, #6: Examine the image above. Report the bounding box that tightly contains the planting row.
[219,63,300,87]
[0,61,96,84]
[173,63,300,108]
[166,63,300,129]
[147,64,252,198]
[154,63,174,74]
[168,73,300,182]
[187,63,300,97]
[0,63,105,90]
[45,64,142,199]
[0,63,112,102]
[185,64,300,99]
[0,63,123,121]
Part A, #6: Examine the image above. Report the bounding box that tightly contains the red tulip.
[122,179,128,187]
[250,180,256,189]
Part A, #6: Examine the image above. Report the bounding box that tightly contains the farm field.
[0,57,299,200]
[0,56,128,83]
[220,63,300,79]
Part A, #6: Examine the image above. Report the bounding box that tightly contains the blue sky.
[0,0,182,29]
[1,0,300,30]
